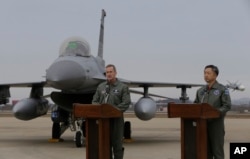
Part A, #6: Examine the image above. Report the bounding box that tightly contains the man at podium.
[194,65,231,159]
[92,64,131,159]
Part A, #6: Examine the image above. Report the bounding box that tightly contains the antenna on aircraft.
[97,9,106,59]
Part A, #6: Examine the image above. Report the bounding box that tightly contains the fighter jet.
[0,10,244,147]
[226,81,245,91]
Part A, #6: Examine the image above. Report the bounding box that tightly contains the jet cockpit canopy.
[59,37,91,57]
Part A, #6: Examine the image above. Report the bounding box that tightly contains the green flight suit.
[92,79,131,159]
[194,81,231,159]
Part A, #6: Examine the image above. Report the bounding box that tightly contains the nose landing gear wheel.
[75,131,84,147]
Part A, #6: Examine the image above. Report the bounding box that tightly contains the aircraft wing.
[129,89,169,98]
[122,79,245,91]
[119,79,204,88]
[0,81,47,87]
[0,81,49,104]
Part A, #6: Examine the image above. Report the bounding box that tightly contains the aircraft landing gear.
[50,121,69,142]
[50,105,69,142]
[52,122,61,139]
[124,121,133,142]
[75,119,86,147]
[75,131,84,147]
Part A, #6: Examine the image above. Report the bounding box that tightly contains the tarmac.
[0,113,250,159]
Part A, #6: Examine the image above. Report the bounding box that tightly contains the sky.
[0,0,249,102]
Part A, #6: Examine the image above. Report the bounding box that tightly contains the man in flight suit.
[92,64,131,159]
[194,65,231,159]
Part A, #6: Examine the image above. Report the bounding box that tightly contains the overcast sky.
[0,0,249,102]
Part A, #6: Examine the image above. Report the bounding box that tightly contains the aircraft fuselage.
[46,55,105,93]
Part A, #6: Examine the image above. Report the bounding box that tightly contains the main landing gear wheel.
[123,121,132,142]
[75,131,84,147]
[52,122,61,139]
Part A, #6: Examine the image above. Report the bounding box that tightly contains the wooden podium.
[168,103,220,159]
[73,104,122,159]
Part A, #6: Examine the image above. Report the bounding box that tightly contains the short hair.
[106,64,117,72]
[204,65,219,76]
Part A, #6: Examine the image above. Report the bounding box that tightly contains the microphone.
[204,87,208,94]
[105,84,110,95]
[201,88,208,103]
[104,84,110,103]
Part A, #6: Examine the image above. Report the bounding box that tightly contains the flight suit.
[194,81,231,159]
[92,79,131,159]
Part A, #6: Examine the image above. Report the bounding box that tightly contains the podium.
[168,103,220,159]
[73,104,122,159]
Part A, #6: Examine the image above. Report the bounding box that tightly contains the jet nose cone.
[46,60,86,90]
[238,85,245,91]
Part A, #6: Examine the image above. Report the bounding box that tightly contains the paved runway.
[0,116,250,159]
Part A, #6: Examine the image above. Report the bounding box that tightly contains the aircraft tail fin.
[97,9,106,59]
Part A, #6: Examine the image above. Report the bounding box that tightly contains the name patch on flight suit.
[113,89,120,94]
[201,89,206,96]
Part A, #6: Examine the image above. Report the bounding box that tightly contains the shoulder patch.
[224,89,230,95]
